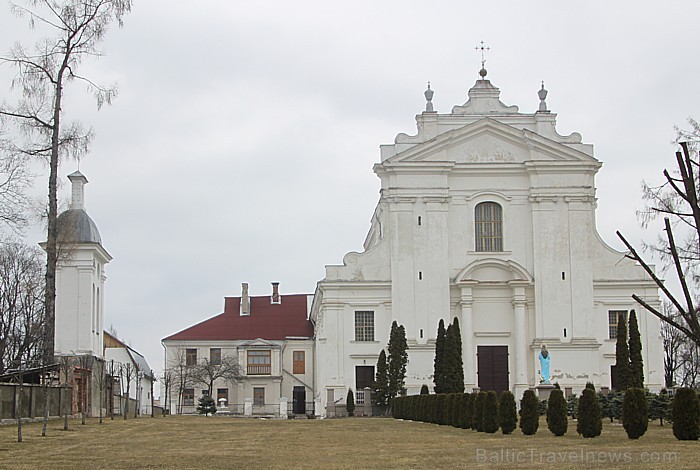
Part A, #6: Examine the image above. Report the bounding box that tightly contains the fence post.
[279,397,288,419]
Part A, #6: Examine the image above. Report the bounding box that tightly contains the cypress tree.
[372,349,389,406]
[473,391,486,432]
[622,388,648,439]
[442,318,465,394]
[672,388,700,440]
[387,322,409,402]
[615,313,631,391]
[196,395,217,416]
[628,310,644,389]
[434,320,446,394]
[547,389,568,436]
[459,393,472,429]
[464,393,475,430]
[498,391,517,435]
[519,389,539,435]
[576,388,602,438]
[346,389,355,417]
[482,391,499,433]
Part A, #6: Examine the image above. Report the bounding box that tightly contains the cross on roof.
[475,40,490,69]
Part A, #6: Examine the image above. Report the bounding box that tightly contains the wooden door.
[477,345,509,393]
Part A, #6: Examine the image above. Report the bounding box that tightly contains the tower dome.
[56,171,102,244]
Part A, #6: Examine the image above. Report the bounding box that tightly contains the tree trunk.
[16,383,23,443]
[41,380,50,436]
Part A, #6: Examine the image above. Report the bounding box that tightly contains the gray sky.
[2,1,699,389]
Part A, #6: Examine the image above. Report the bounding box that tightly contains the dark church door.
[477,345,509,393]
[293,386,306,414]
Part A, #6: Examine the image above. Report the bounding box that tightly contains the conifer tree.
[615,313,632,391]
[464,393,475,430]
[197,395,217,416]
[346,389,355,417]
[519,389,539,435]
[498,391,517,435]
[387,322,409,401]
[420,384,429,395]
[673,388,700,440]
[443,318,465,393]
[546,389,568,436]
[482,391,499,433]
[460,393,472,429]
[372,349,389,406]
[433,319,446,394]
[622,388,648,439]
[649,389,671,426]
[628,310,644,389]
[576,388,602,438]
[473,391,486,432]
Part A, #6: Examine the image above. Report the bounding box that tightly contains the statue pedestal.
[536,384,557,401]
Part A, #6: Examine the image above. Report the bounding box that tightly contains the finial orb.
[479,67,488,78]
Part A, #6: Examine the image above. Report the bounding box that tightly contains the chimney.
[271,282,280,304]
[240,283,250,316]
[67,170,88,210]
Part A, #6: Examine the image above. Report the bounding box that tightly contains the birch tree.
[0,0,132,366]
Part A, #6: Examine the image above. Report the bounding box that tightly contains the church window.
[217,388,229,403]
[210,348,221,365]
[183,388,195,406]
[475,202,503,252]
[185,348,197,366]
[354,311,375,342]
[247,350,271,375]
[608,310,628,339]
[293,351,305,374]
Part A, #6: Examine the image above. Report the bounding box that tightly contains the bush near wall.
[473,392,487,432]
[576,388,602,438]
[519,389,539,436]
[460,393,473,429]
[498,391,517,435]
[546,389,568,436]
[672,388,700,441]
[622,388,648,439]
[482,391,499,433]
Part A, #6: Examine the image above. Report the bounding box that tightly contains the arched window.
[475,202,503,252]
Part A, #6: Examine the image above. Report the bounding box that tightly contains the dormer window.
[475,202,503,252]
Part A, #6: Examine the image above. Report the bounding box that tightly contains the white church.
[310,68,663,413]
[162,66,663,417]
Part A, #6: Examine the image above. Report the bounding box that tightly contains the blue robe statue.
[539,349,551,384]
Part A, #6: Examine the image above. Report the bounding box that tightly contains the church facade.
[310,72,663,414]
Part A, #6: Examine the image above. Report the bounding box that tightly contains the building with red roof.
[162,283,315,416]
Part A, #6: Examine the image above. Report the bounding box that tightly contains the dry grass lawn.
[0,415,698,469]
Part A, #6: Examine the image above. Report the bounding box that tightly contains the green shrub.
[196,395,217,416]
[498,391,517,435]
[473,391,486,432]
[576,388,602,438]
[566,394,578,419]
[648,389,671,426]
[458,393,471,429]
[420,384,430,395]
[346,389,355,417]
[546,389,567,436]
[673,388,700,440]
[445,393,457,427]
[519,389,539,435]
[482,391,499,433]
[434,394,447,425]
[463,393,474,430]
[622,388,648,439]
[538,399,548,416]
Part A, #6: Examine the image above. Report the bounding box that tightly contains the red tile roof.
[162,294,313,341]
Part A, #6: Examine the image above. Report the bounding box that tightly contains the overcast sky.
[2,1,699,389]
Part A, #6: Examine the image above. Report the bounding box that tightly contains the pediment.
[239,338,280,349]
[386,118,597,165]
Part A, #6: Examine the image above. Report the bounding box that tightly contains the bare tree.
[0,241,45,373]
[93,358,106,423]
[662,309,685,388]
[0,148,32,231]
[0,0,132,368]
[617,141,700,346]
[191,355,243,396]
[107,359,117,420]
[121,361,134,420]
[75,354,93,425]
[57,354,74,430]
[168,348,194,415]
[161,370,174,416]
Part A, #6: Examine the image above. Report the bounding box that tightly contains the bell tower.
[53,171,112,358]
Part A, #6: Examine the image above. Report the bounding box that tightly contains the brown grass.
[0,416,698,469]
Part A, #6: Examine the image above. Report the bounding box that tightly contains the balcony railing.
[247,365,271,375]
